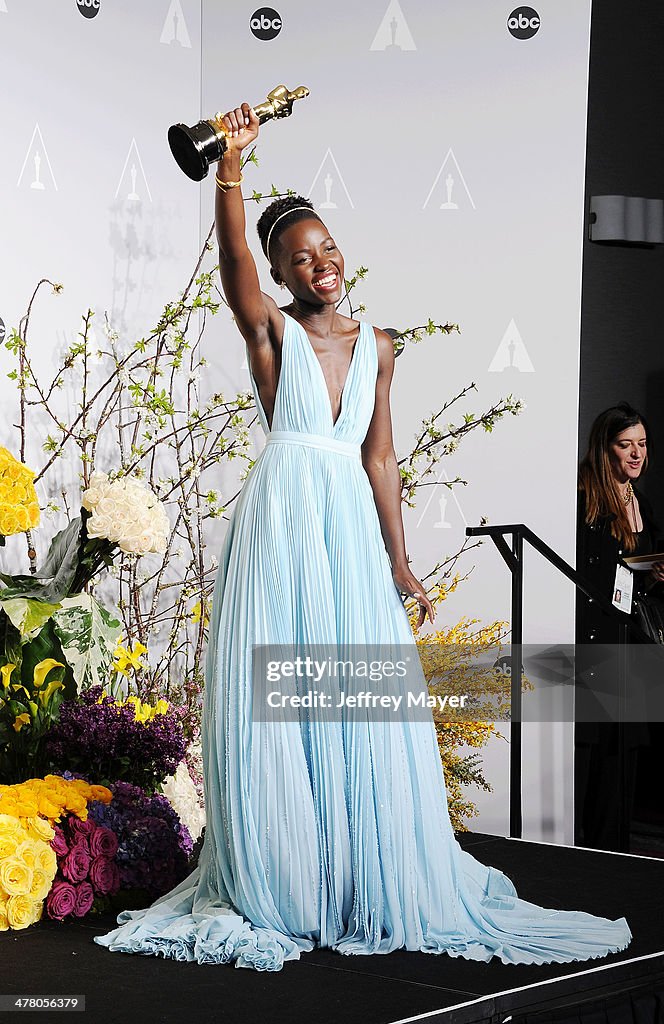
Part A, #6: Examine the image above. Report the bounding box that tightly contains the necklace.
[623,481,634,505]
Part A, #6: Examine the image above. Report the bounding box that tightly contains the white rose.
[81,471,110,511]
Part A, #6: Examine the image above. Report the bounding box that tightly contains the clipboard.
[623,551,664,571]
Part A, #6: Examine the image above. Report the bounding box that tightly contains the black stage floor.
[3,832,664,1024]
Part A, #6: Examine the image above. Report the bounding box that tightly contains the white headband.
[265,206,318,265]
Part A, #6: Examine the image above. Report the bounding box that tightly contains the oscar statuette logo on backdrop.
[423,149,476,211]
[307,149,355,211]
[488,320,535,374]
[370,0,416,50]
[17,124,58,192]
[160,0,192,47]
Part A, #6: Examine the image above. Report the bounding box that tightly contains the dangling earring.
[279,282,286,290]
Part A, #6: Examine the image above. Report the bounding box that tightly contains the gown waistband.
[266,430,361,459]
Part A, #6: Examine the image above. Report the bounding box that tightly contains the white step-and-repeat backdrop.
[0,0,592,841]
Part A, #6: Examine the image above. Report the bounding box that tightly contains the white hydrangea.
[161,761,206,840]
[81,471,170,555]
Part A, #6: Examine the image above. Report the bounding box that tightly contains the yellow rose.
[0,506,20,535]
[5,460,22,482]
[6,894,39,930]
[0,814,22,838]
[27,503,40,528]
[23,817,54,843]
[0,799,19,817]
[0,899,8,931]
[14,506,29,532]
[36,843,56,877]
[0,836,19,860]
[13,840,38,870]
[0,482,11,502]
[0,858,33,897]
[29,868,52,902]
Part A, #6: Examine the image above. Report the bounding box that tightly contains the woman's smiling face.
[271,218,344,305]
[609,423,647,482]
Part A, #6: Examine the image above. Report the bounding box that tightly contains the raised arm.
[214,104,280,347]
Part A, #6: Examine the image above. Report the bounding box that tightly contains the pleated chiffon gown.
[95,311,632,970]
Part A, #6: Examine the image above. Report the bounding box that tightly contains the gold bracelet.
[215,172,244,192]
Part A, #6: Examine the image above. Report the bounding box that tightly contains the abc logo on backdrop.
[250,8,282,40]
[76,0,101,18]
[507,7,540,39]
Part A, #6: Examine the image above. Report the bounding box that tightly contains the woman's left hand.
[392,568,435,628]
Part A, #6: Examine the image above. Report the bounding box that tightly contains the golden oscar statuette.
[168,84,310,181]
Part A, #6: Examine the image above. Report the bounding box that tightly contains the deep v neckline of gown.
[283,311,362,430]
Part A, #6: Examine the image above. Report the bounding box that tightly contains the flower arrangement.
[0,775,113,930]
[88,780,193,899]
[81,471,169,557]
[0,447,40,541]
[0,772,196,929]
[0,461,169,769]
[46,814,120,921]
[43,686,186,793]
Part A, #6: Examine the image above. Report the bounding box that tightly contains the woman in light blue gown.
[95,104,632,970]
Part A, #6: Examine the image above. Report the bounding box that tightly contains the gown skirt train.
[94,312,632,970]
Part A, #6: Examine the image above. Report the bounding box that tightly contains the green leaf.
[52,594,122,693]
[0,518,83,602]
[0,598,61,641]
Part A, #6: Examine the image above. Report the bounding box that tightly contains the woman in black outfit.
[575,403,664,851]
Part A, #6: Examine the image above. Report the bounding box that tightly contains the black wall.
[580,0,664,519]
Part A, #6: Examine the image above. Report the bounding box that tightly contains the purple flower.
[61,841,91,883]
[89,856,120,897]
[69,817,95,838]
[46,879,77,920]
[72,881,95,918]
[43,686,186,792]
[90,826,118,859]
[50,826,68,858]
[88,781,193,898]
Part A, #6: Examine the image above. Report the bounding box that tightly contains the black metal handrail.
[465,523,635,850]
